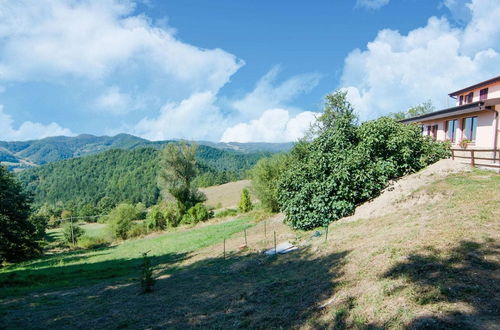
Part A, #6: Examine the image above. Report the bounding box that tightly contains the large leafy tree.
[0,166,40,263]
[158,142,206,211]
[278,92,449,230]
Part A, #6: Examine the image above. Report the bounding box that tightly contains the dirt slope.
[340,159,471,223]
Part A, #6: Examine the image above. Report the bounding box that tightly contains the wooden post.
[244,229,247,246]
[274,231,277,255]
[451,149,455,160]
[264,220,267,238]
[325,225,329,242]
[70,217,75,246]
[223,239,226,259]
[471,150,475,167]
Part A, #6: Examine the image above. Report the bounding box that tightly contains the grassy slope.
[1,169,499,329]
[200,179,251,209]
[0,217,254,297]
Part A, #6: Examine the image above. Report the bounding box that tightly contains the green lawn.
[0,216,254,297]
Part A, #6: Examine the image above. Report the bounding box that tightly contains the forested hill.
[0,133,293,171]
[17,145,268,213]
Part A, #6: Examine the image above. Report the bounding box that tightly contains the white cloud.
[341,0,500,120]
[94,86,134,115]
[356,0,390,10]
[129,92,226,141]
[0,105,73,141]
[220,109,317,143]
[0,0,242,93]
[231,66,321,119]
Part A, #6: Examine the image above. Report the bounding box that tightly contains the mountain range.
[0,133,294,171]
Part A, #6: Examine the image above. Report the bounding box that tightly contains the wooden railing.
[451,148,500,172]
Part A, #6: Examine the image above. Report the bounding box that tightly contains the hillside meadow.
[0,168,498,329]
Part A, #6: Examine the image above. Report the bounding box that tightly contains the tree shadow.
[2,248,350,329]
[382,240,499,329]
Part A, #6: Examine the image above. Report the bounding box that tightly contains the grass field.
[1,169,499,329]
[0,216,255,297]
[200,179,250,209]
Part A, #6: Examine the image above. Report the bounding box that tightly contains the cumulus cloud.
[0,0,243,92]
[220,109,317,143]
[0,105,73,141]
[356,0,390,10]
[94,86,134,115]
[129,92,226,141]
[231,66,321,119]
[341,0,500,120]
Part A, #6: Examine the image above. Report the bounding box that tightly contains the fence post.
[451,149,455,160]
[244,229,247,246]
[264,220,267,239]
[70,217,75,246]
[223,239,226,259]
[274,231,277,255]
[325,225,329,242]
[471,150,475,167]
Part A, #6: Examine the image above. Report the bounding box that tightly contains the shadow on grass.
[383,240,499,329]
[1,249,350,329]
[0,248,188,298]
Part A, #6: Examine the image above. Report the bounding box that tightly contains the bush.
[238,188,253,213]
[146,205,167,231]
[127,223,148,238]
[77,235,109,249]
[62,221,85,245]
[181,203,212,225]
[214,208,238,218]
[278,93,450,230]
[29,215,48,241]
[107,203,137,240]
[250,154,290,212]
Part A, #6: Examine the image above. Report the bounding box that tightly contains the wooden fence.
[451,148,500,172]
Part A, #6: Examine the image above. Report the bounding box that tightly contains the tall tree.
[0,166,40,263]
[158,142,206,211]
[390,100,435,120]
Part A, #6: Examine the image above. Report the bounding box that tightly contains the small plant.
[140,251,154,293]
[459,139,471,149]
[238,188,253,213]
[62,221,85,246]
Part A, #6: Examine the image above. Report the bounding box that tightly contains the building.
[401,76,500,150]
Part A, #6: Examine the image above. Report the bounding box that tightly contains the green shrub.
[214,208,238,218]
[140,252,154,293]
[250,153,290,212]
[278,92,450,230]
[238,188,253,213]
[77,235,109,249]
[127,223,148,238]
[62,222,85,245]
[146,205,167,231]
[181,203,211,224]
[107,203,137,240]
[29,215,48,241]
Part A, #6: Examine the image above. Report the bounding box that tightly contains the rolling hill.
[0,134,294,171]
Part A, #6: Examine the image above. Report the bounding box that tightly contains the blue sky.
[0,0,499,142]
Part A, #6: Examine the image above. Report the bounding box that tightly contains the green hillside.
[17,145,268,213]
[0,134,293,171]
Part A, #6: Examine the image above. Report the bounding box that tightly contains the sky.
[0,0,499,142]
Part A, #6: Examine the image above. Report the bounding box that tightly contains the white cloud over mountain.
[342,0,500,120]
[0,105,73,141]
[221,109,317,143]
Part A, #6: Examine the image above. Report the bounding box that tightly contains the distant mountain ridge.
[0,133,294,171]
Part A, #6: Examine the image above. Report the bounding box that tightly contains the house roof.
[400,98,500,124]
[449,75,500,97]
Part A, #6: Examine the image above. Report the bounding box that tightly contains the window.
[446,119,458,142]
[466,92,473,104]
[462,116,477,141]
[426,125,431,137]
[459,95,464,105]
[430,124,438,140]
[480,88,488,101]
